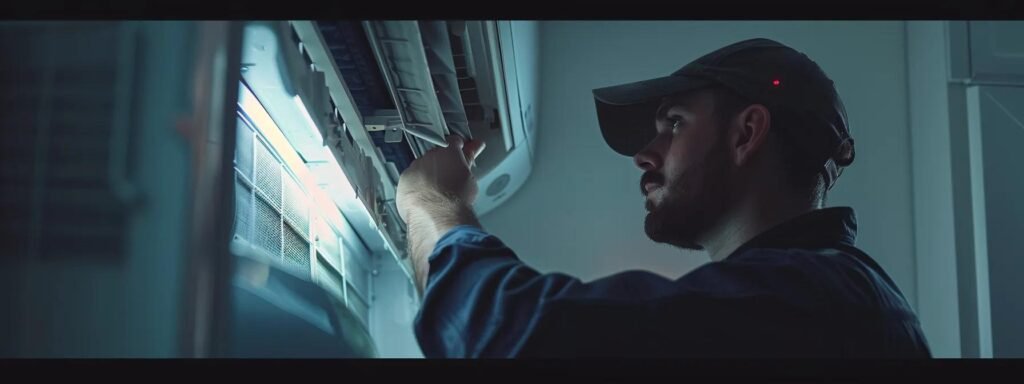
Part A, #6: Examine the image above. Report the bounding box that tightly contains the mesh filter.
[253,196,281,259]
[235,118,254,181]
[253,138,281,209]
[283,225,310,272]
[282,173,309,233]
[233,174,252,241]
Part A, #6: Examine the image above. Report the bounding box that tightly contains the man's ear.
[729,104,772,167]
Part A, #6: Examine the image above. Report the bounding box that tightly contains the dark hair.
[703,86,828,206]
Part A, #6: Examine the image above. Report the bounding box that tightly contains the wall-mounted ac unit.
[235,20,538,357]
[354,20,539,217]
[241,19,538,265]
[241,17,539,272]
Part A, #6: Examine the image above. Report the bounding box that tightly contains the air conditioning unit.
[242,20,538,258]
[354,20,539,217]
[234,20,538,357]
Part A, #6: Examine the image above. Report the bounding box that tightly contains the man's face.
[634,90,736,249]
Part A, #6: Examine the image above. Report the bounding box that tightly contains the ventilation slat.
[253,138,281,210]
[0,22,131,261]
[235,117,254,181]
[282,173,309,234]
[314,218,341,268]
[345,253,370,303]
[316,253,345,298]
[283,225,310,271]
[234,175,253,242]
[347,283,370,327]
[253,197,282,259]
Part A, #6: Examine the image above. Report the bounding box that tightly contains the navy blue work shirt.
[413,207,932,357]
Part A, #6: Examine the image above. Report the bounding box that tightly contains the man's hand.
[396,135,486,295]
[397,135,486,223]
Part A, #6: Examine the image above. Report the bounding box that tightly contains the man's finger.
[445,134,464,149]
[463,139,486,166]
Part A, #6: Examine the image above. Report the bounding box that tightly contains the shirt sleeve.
[413,226,683,357]
[412,226,833,358]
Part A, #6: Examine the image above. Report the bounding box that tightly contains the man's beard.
[643,145,733,250]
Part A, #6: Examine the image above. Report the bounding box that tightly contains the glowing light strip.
[238,84,309,181]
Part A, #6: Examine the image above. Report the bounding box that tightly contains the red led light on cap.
[772,79,781,86]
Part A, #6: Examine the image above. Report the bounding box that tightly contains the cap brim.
[593,75,712,156]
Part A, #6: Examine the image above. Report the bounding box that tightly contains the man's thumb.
[463,139,486,166]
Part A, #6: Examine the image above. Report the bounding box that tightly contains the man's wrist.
[405,191,481,295]
[407,191,481,235]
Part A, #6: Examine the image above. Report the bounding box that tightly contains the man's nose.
[633,137,664,171]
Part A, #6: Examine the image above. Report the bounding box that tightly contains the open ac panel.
[234,21,537,356]
[310,20,539,231]
[241,20,538,265]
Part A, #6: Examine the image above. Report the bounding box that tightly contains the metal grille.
[345,256,370,306]
[0,22,134,261]
[281,173,309,234]
[253,138,281,209]
[282,224,310,270]
[0,92,35,257]
[315,21,394,117]
[234,104,317,274]
[233,174,252,241]
[235,117,254,181]
[314,218,341,268]
[316,254,344,297]
[252,197,281,259]
[347,283,370,327]
[232,82,359,304]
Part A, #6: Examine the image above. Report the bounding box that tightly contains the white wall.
[906,21,961,357]
[479,21,918,311]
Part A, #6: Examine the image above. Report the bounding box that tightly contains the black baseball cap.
[593,38,855,190]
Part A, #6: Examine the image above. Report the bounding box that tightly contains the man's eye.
[669,118,683,131]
